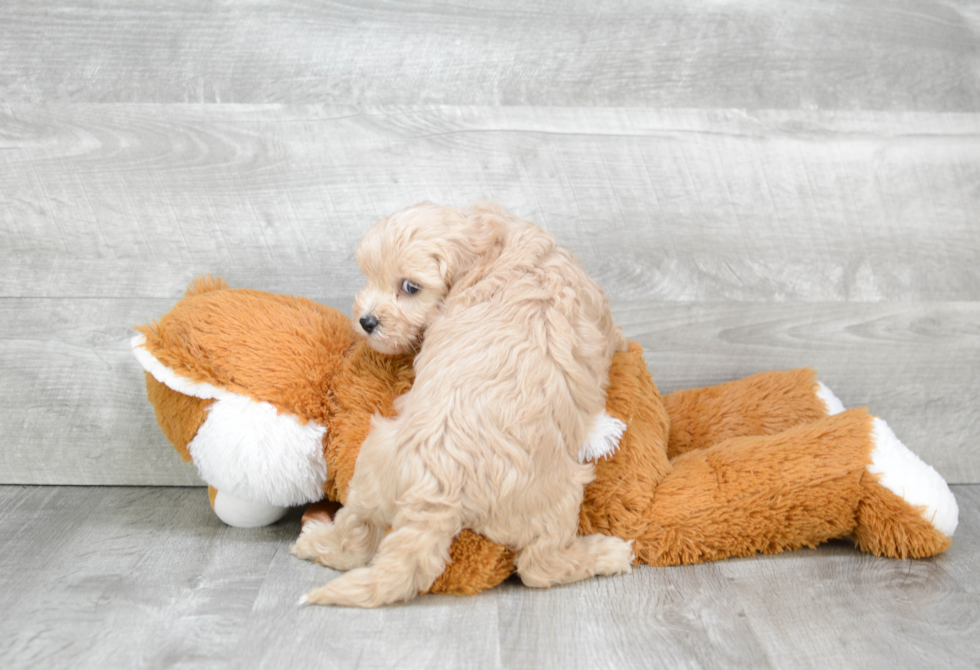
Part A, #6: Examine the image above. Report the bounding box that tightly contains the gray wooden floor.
[1,484,978,670]
[1,0,978,667]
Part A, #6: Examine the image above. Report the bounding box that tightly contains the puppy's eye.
[401,280,421,295]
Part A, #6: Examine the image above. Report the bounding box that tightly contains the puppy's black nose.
[359,315,379,334]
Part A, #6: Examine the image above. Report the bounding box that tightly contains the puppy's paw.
[588,534,634,577]
[289,518,379,571]
[290,520,335,566]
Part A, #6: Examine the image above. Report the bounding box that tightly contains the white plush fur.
[868,417,959,537]
[293,202,634,607]
[132,334,328,509]
[815,381,846,416]
[188,393,327,507]
[578,412,627,463]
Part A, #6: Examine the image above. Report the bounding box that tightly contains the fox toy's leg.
[634,409,957,566]
[662,368,844,459]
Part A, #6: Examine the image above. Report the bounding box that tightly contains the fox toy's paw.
[853,418,958,558]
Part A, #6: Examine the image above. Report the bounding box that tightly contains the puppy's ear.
[434,253,455,286]
[437,204,509,290]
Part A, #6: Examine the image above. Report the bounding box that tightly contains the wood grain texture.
[621,301,980,483]
[0,298,205,487]
[1,0,979,110]
[2,1,977,665]
[943,484,980,595]
[0,485,977,670]
[1,298,976,486]
[729,484,980,667]
[2,105,978,302]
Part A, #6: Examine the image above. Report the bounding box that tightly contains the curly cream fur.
[292,202,633,607]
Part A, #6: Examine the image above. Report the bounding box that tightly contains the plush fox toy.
[132,277,958,596]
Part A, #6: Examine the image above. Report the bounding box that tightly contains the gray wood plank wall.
[1,0,978,486]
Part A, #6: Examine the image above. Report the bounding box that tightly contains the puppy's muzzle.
[359,314,379,334]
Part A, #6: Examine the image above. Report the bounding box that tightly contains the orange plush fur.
[134,279,957,598]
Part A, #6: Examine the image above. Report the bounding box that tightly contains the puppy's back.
[408,210,624,468]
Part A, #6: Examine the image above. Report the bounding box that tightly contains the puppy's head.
[352,202,507,354]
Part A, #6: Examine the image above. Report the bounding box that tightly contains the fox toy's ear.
[133,277,359,526]
[142,371,214,463]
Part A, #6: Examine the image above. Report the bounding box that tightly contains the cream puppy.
[292,202,633,607]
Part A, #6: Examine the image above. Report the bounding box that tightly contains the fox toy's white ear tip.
[130,331,227,400]
[867,418,959,537]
